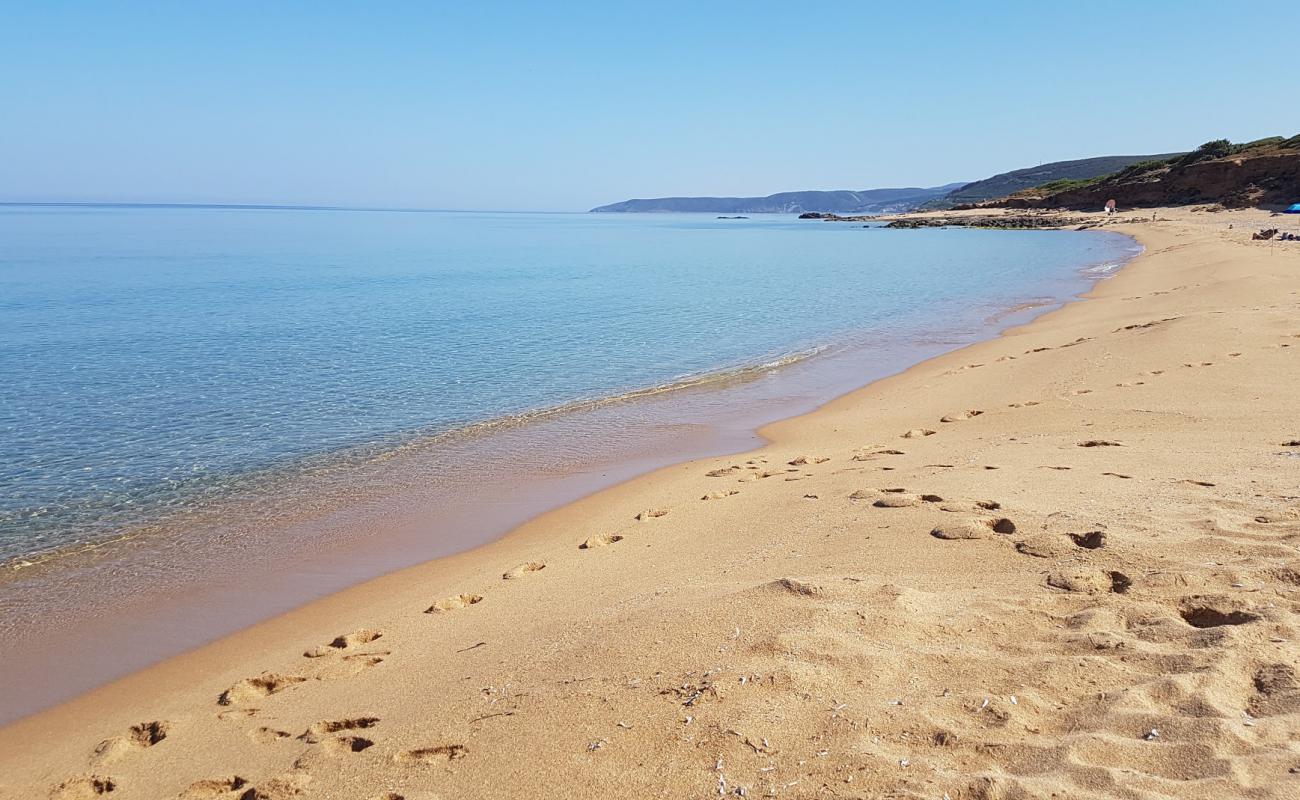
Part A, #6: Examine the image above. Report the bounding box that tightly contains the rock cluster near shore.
[801,210,1156,231]
[883,214,1089,229]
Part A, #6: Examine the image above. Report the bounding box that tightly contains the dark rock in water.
[716,215,749,219]
[798,211,876,221]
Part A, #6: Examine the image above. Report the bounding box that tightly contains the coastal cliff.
[1003,136,1300,210]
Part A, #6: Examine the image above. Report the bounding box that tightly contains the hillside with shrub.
[1002,135,1300,209]
[931,153,1183,208]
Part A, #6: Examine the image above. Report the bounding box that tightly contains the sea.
[0,204,1139,721]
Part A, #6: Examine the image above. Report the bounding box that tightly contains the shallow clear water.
[0,205,1136,563]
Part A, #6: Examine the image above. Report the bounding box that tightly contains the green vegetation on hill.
[1033,138,1300,195]
[931,153,1184,208]
[1007,134,1300,209]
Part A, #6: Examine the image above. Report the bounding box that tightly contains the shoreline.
[4,206,1299,798]
[1,220,1134,573]
[0,225,1131,726]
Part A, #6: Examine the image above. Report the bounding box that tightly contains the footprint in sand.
[901,428,936,439]
[852,448,904,461]
[248,726,292,744]
[579,533,623,549]
[1068,531,1107,549]
[1013,536,1071,559]
[425,593,483,613]
[51,775,116,799]
[218,673,307,706]
[1248,664,1300,718]
[701,490,739,500]
[930,517,1016,540]
[180,776,248,798]
[1046,570,1131,594]
[319,735,375,754]
[312,650,387,679]
[851,486,900,497]
[873,494,920,507]
[1078,439,1124,447]
[705,466,740,477]
[304,629,383,658]
[770,577,822,597]
[866,490,944,508]
[232,774,311,799]
[394,744,467,764]
[299,717,380,743]
[92,721,168,763]
[940,410,983,422]
[1179,599,1261,628]
[502,561,545,580]
[634,508,668,520]
[788,455,830,465]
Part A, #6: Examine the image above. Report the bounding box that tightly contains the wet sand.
[3,206,1299,799]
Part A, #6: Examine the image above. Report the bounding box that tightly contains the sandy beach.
[4,206,1299,799]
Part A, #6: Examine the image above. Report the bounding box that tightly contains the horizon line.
[0,201,591,215]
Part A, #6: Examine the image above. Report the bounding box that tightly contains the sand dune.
[3,207,1298,799]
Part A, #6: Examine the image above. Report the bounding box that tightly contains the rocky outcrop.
[883,214,1091,230]
[797,212,875,221]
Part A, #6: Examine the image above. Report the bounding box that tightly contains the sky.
[3,1,1297,212]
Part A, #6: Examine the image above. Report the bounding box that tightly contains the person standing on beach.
[1105,199,1117,216]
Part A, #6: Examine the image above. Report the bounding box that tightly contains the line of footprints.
[54,390,1299,799]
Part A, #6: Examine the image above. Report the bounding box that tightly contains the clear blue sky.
[3,1,1296,211]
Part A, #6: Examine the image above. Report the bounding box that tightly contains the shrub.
[1036,177,1102,193]
[1112,159,1170,180]
[1235,136,1285,152]
[1176,139,1233,166]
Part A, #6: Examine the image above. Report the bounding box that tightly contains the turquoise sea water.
[0,205,1137,564]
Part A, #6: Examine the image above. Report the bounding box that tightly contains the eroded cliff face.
[1007,146,1300,210]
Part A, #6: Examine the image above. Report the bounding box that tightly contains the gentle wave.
[0,207,1142,573]
[1,344,827,573]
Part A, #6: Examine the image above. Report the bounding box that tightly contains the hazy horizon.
[4,1,1298,211]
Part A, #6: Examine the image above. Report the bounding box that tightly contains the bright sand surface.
[3,207,1299,799]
